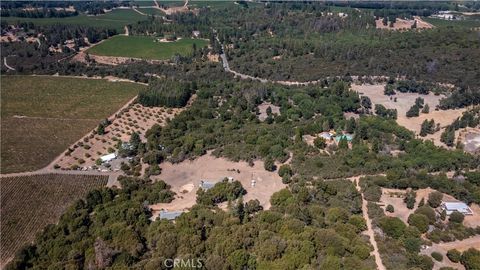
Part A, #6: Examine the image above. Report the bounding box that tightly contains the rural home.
[442,202,473,215]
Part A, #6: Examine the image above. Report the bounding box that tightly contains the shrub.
[278,164,292,177]
[264,157,276,172]
[431,251,443,262]
[428,191,443,208]
[386,204,394,213]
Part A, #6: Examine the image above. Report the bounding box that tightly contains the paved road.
[214,30,323,86]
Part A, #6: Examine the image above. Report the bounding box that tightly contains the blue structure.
[159,210,184,220]
[335,134,353,142]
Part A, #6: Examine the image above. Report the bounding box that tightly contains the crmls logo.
[164,258,203,268]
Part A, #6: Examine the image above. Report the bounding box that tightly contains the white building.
[442,202,473,215]
[100,153,117,163]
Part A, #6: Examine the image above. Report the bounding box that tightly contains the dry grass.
[351,83,466,146]
[149,153,286,215]
[0,174,107,266]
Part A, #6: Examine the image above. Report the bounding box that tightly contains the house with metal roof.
[442,202,473,215]
[100,153,117,163]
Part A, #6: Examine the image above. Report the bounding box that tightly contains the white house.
[442,202,473,215]
[100,153,117,163]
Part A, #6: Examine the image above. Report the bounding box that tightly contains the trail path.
[3,57,15,71]
[350,175,387,270]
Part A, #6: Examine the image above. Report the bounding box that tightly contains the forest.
[2,2,480,269]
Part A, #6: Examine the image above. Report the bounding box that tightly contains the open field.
[352,83,466,146]
[1,9,147,32]
[375,16,434,30]
[149,153,286,215]
[0,174,107,266]
[1,75,144,173]
[87,36,208,60]
[424,17,480,28]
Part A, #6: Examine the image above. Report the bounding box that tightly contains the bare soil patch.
[149,153,286,215]
[375,16,434,30]
[257,102,280,121]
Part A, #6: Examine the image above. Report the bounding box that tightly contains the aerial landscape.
[1,0,480,269]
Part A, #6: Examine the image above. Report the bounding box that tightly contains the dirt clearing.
[352,83,466,146]
[149,153,286,215]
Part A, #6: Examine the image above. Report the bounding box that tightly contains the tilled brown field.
[0,174,107,267]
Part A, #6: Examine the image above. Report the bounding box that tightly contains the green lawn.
[86,36,209,60]
[132,0,157,7]
[137,7,166,16]
[0,75,145,173]
[1,9,147,32]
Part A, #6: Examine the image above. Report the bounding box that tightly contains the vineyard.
[0,174,107,265]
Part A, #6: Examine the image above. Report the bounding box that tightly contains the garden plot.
[55,102,183,170]
[149,152,286,215]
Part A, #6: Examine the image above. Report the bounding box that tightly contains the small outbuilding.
[199,180,215,191]
[100,153,117,163]
[442,202,473,216]
[159,210,184,220]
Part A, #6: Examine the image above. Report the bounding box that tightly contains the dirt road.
[351,175,387,270]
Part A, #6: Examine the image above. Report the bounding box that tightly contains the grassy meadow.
[0,75,145,173]
[86,36,209,60]
[1,9,147,32]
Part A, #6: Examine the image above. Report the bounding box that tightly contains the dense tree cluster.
[138,78,195,108]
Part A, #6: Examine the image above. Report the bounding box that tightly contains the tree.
[447,249,462,263]
[431,252,443,262]
[386,204,394,213]
[404,190,416,209]
[449,211,464,223]
[418,198,425,207]
[408,213,429,233]
[406,104,420,118]
[422,104,430,114]
[427,191,443,208]
[415,97,425,108]
[441,127,455,147]
[314,137,327,149]
[361,96,372,109]
[338,137,348,150]
[278,164,292,177]
[420,119,435,137]
[379,216,406,239]
[264,156,276,172]
[461,248,480,270]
